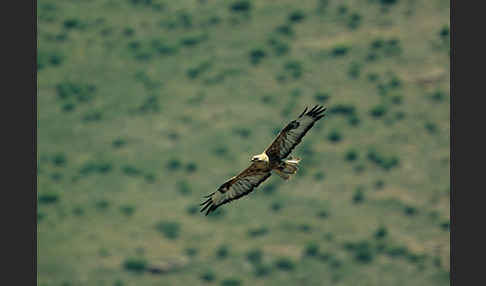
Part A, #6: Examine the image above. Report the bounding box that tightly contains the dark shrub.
[56,82,96,102]
[270,202,282,212]
[250,49,266,65]
[291,88,301,97]
[314,171,325,181]
[345,149,358,162]
[380,0,398,5]
[374,180,385,190]
[318,252,331,262]
[317,0,330,14]
[120,205,136,216]
[331,45,350,57]
[130,0,153,6]
[139,96,160,112]
[98,163,113,174]
[275,25,294,36]
[112,138,127,148]
[288,10,305,23]
[298,224,312,233]
[221,278,241,286]
[177,180,192,195]
[122,165,142,176]
[366,52,378,62]
[123,258,147,273]
[213,146,228,157]
[185,248,198,257]
[329,104,355,116]
[384,38,402,56]
[123,27,135,37]
[261,95,274,104]
[95,200,109,210]
[284,60,302,78]
[440,221,450,231]
[52,153,67,167]
[248,227,268,237]
[353,241,374,263]
[186,205,198,215]
[187,62,211,79]
[208,208,226,219]
[39,193,59,204]
[371,38,385,50]
[389,75,402,88]
[73,206,84,216]
[186,162,198,173]
[254,264,271,277]
[352,188,364,204]
[367,73,380,82]
[314,92,330,103]
[155,221,181,239]
[404,206,417,216]
[391,94,403,105]
[385,245,409,257]
[48,52,64,66]
[304,243,319,257]
[50,172,62,181]
[63,18,82,29]
[383,157,399,170]
[37,211,45,222]
[151,39,178,55]
[370,105,387,118]
[230,1,251,13]
[349,115,360,126]
[177,11,193,28]
[180,34,207,47]
[216,244,229,259]
[317,210,329,219]
[425,122,437,134]
[82,111,102,122]
[431,90,446,102]
[440,26,449,38]
[328,130,342,143]
[395,111,406,120]
[367,149,399,170]
[167,159,181,171]
[324,233,334,241]
[348,13,362,29]
[233,127,251,138]
[348,62,361,79]
[375,226,388,239]
[263,183,277,195]
[61,103,75,112]
[200,270,215,282]
[337,5,348,14]
[274,257,295,271]
[246,249,263,264]
[268,38,290,56]
[144,173,156,183]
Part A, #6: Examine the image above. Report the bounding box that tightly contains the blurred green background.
[37,0,450,285]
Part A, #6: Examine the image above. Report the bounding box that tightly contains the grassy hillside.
[37,0,450,285]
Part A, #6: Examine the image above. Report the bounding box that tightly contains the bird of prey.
[200,105,326,215]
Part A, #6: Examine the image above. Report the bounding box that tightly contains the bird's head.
[251,153,269,162]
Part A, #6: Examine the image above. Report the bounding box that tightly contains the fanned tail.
[275,157,301,180]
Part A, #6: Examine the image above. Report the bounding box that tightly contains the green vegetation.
[38,0,449,285]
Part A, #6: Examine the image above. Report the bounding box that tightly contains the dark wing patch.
[200,163,272,216]
[265,105,326,161]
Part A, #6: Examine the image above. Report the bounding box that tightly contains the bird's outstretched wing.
[200,163,271,216]
[265,105,326,161]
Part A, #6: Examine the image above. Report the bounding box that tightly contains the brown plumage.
[200,105,326,215]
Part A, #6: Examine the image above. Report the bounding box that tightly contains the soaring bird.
[200,105,326,215]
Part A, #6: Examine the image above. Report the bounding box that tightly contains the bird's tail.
[275,157,301,180]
